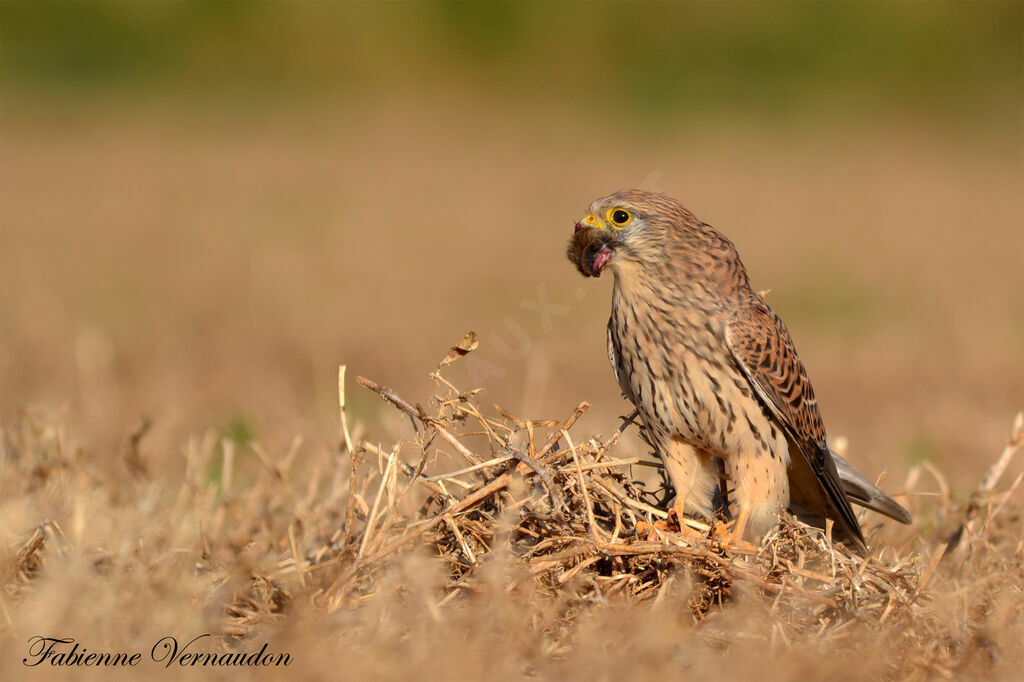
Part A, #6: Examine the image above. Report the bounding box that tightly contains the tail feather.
[830,448,912,525]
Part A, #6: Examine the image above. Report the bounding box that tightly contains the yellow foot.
[712,507,758,552]
[635,518,673,541]
[637,497,703,541]
[712,526,758,552]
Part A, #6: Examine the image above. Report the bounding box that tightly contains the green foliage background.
[3,1,1021,125]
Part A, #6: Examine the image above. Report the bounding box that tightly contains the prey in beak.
[567,219,616,278]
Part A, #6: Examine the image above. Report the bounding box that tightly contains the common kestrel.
[567,190,910,554]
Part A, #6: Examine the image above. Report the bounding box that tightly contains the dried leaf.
[437,331,479,368]
[493,403,519,423]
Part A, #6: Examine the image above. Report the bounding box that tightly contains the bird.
[566,189,910,554]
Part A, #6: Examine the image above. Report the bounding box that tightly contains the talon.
[712,507,758,552]
[711,525,758,552]
[636,495,707,542]
[636,518,674,541]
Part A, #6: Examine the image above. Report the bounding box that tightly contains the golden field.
[1,3,1022,680]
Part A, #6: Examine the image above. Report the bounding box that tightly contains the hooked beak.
[574,213,605,233]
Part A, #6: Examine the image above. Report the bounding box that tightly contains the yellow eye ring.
[607,208,631,229]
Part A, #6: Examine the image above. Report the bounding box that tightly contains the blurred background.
[2,2,1021,489]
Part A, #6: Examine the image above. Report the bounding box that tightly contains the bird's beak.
[574,213,605,233]
[567,218,617,278]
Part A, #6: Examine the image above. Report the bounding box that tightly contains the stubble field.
[2,6,1023,675]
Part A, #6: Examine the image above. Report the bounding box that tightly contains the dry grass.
[2,346,1021,681]
[1,87,1021,681]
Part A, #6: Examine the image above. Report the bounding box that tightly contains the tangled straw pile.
[313,355,1022,670]
[1,343,1022,680]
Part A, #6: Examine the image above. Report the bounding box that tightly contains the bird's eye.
[608,208,631,228]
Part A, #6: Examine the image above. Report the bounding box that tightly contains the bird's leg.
[635,439,717,540]
[713,506,757,552]
[720,440,789,553]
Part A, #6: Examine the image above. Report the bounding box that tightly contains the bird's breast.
[609,277,778,461]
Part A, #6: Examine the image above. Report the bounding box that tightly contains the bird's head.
[566,189,697,278]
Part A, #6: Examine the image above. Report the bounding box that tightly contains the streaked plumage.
[567,189,910,554]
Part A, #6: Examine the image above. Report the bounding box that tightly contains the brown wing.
[606,317,632,401]
[725,296,867,555]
